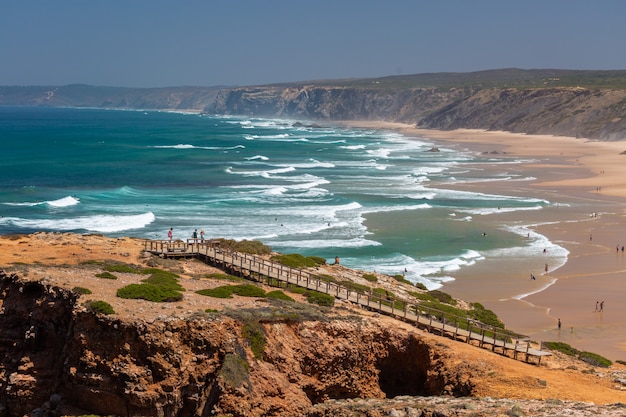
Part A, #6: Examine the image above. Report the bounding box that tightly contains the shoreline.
[336,120,626,360]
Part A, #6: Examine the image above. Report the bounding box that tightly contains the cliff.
[1,233,626,417]
[3,69,626,140]
[208,84,626,141]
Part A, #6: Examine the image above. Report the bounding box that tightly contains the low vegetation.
[116,268,184,302]
[271,253,326,268]
[210,238,271,255]
[543,341,613,368]
[72,286,92,295]
[85,300,115,315]
[95,271,117,280]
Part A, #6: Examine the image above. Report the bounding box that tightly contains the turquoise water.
[0,106,565,288]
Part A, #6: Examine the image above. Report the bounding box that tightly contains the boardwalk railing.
[144,239,551,364]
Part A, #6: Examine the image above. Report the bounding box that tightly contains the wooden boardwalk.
[144,239,551,365]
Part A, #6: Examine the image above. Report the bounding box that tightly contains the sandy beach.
[337,121,626,361]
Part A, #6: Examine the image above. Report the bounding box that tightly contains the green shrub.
[469,302,505,329]
[230,284,266,297]
[543,341,580,356]
[242,321,266,360]
[196,286,235,298]
[95,271,117,280]
[265,290,295,302]
[204,272,243,281]
[141,270,184,291]
[578,351,612,368]
[104,263,143,274]
[196,284,266,299]
[414,282,428,290]
[362,273,377,283]
[339,280,370,293]
[85,300,115,315]
[117,284,183,302]
[72,286,92,295]
[305,291,335,307]
[287,286,307,295]
[211,238,271,255]
[392,274,413,285]
[427,290,456,305]
[271,253,325,268]
[313,274,337,283]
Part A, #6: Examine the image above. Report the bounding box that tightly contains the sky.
[2,0,626,88]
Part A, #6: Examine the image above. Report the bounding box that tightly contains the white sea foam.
[246,155,269,161]
[152,144,245,151]
[1,212,155,233]
[4,196,81,208]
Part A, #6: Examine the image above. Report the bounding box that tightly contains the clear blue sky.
[2,0,625,87]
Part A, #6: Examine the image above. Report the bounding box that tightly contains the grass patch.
[271,253,326,268]
[117,284,183,302]
[104,263,144,274]
[304,291,335,307]
[265,290,295,302]
[242,321,266,360]
[95,271,117,280]
[203,272,244,282]
[362,273,377,283]
[579,351,612,368]
[141,269,184,291]
[543,341,580,356]
[211,238,271,255]
[413,282,428,291]
[85,300,115,315]
[219,353,250,388]
[427,290,456,305]
[72,286,92,295]
[196,284,266,299]
[391,274,413,285]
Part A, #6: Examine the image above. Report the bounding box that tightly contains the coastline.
[336,120,626,360]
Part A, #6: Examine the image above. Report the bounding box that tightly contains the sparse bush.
[579,351,612,368]
[304,291,335,307]
[141,270,184,291]
[271,253,326,268]
[470,302,505,329]
[72,286,92,295]
[543,341,580,356]
[392,274,412,285]
[196,286,235,298]
[95,271,117,280]
[242,321,266,359]
[428,290,456,305]
[104,263,143,274]
[265,290,295,302]
[85,300,115,315]
[414,282,428,290]
[230,284,266,297]
[117,283,183,302]
[362,273,377,283]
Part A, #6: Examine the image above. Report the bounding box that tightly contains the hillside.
[3,69,626,140]
[1,233,626,416]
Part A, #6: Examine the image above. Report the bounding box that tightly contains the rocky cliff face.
[0,271,473,417]
[208,85,626,140]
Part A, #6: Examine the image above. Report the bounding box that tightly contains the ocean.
[0,106,568,289]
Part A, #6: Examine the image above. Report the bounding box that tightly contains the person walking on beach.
[595,301,599,312]
[168,227,173,241]
[600,301,604,312]
[530,273,536,281]
[558,318,561,330]
[544,263,548,273]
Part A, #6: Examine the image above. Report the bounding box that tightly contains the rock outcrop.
[0,271,473,417]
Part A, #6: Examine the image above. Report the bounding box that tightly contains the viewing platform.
[144,239,551,365]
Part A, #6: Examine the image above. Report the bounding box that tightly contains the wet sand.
[338,121,626,360]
